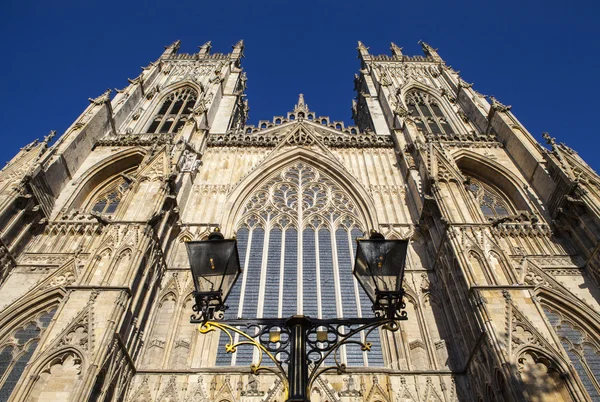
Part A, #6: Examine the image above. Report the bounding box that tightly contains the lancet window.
[405,90,453,135]
[216,162,384,367]
[0,307,57,400]
[542,306,600,399]
[146,87,197,134]
[467,178,511,219]
[89,178,131,215]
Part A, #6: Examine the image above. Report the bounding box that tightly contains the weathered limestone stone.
[0,40,598,402]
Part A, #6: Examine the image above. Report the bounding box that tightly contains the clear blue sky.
[1,0,599,171]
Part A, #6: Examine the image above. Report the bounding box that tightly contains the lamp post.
[187,228,409,402]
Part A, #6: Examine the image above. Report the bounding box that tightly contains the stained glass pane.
[582,345,600,399]
[92,200,107,213]
[263,229,282,318]
[0,341,37,400]
[0,346,14,380]
[282,229,298,317]
[14,323,40,345]
[480,205,494,217]
[302,229,318,317]
[542,308,600,399]
[319,229,336,320]
[105,202,118,214]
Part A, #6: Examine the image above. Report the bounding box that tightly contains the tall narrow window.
[467,178,511,219]
[216,162,383,367]
[0,307,57,400]
[542,306,600,399]
[405,90,453,135]
[147,88,197,134]
[89,179,130,215]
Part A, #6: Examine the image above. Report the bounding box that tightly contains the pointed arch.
[143,83,200,134]
[402,85,459,135]
[0,288,64,341]
[23,347,86,401]
[0,298,60,400]
[106,248,133,285]
[536,288,600,398]
[143,292,177,368]
[515,346,579,401]
[453,149,532,212]
[215,148,384,367]
[536,287,600,340]
[221,147,378,233]
[66,147,146,213]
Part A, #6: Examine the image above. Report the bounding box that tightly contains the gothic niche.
[27,352,83,401]
[517,351,572,402]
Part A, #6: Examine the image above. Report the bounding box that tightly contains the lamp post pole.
[187,229,409,402]
[286,316,311,402]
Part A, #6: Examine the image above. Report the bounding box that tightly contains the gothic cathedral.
[0,40,599,402]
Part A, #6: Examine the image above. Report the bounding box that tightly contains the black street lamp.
[188,228,409,402]
[186,228,242,321]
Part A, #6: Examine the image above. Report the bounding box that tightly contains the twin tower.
[0,40,598,401]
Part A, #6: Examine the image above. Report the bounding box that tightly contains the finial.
[390,42,403,57]
[89,89,112,106]
[165,39,181,53]
[293,94,309,113]
[418,40,442,62]
[161,40,181,59]
[198,41,212,55]
[43,130,56,144]
[231,40,244,63]
[208,227,224,240]
[165,40,181,50]
[357,41,371,60]
[542,132,556,146]
[489,96,512,113]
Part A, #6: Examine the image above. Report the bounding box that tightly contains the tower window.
[147,88,197,134]
[405,90,454,135]
[90,180,130,215]
[467,178,511,219]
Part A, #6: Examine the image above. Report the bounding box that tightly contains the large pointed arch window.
[0,307,57,400]
[405,90,453,135]
[216,162,384,368]
[146,87,197,134]
[467,178,511,219]
[542,306,600,399]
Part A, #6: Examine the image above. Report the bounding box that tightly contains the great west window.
[216,162,384,367]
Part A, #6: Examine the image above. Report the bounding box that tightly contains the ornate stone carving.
[89,89,112,106]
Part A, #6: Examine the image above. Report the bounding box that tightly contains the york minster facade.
[0,40,599,401]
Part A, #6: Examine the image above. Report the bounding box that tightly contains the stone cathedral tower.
[0,39,599,402]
